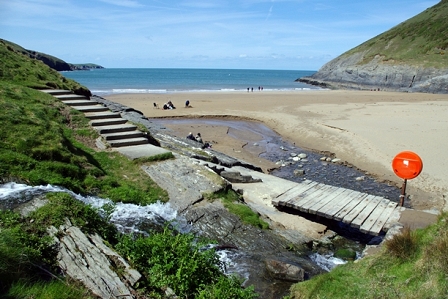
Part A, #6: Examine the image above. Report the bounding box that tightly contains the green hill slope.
[0,40,91,96]
[300,0,448,93]
[344,0,448,68]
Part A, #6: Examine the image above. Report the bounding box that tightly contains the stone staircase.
[41,89,149,148]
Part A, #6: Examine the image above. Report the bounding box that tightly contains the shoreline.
[105,90,448,211]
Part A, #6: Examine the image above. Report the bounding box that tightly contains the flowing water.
[0,182,350,298]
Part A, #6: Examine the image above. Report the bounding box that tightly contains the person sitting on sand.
[186,132,195,141]
[195,133,203,144]
[167,101,176,109]
[185,100,191,108]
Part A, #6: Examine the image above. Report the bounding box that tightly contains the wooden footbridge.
[271,179,404,236]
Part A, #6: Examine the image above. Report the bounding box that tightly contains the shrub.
[384,226,417,260]
[115,227,222,298]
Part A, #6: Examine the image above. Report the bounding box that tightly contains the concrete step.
[108,137,149,147]
[40,89,72,95]
[55,94,88,101]
[94,124,138,134]
[102,131,144,141]
[90,118,128,127]
[84,112,121,120]
[62,99,98,106]
[72,105,110,113]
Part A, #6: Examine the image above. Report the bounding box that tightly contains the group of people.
[247,86,264,92]
[186,132,211,149]
[157,100,192,110]
[163,101,176,110]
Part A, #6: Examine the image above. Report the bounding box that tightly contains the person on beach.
[195,133,203,143]
[167,101,175,109]
[185,100,191,108]
[186,132,195,141]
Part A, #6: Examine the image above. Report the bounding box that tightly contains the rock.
[298,153,307,159]
[331,158,342,163]
[355,176,365,181]
[326,158,332,162]
[290,153,297,157]
[301,159,309,163]
[298,50,448,94]
[48,219,141,299]
[220,171,262,183]
[292,157,300,162]
[320,157,327,161]
[294,169,306,176]
[265,259,305,282]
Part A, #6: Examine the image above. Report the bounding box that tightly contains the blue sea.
[61,68,318,96]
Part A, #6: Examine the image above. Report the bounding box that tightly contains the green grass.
[0,81,168,204]
[342,0,448,68]
[288,212,448,299]
[206,189,269,229]
[0,40,90,94]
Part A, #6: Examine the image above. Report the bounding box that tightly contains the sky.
[0,0,440,71]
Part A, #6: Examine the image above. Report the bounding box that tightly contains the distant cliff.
[0,38,104,72]
[299,0,448,94]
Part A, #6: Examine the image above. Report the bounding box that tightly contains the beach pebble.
[253,143,259,146]
[326,158,332,162]
[320,157,327,161]
[356,176,365,181]
[298,153,307,159]
[331,158,342,163]
[301,159,309,162]
[290,153,297,157]
[292,157,300,162]
[294,169,306,176]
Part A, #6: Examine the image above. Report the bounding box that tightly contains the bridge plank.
[328,191,368,220]
[298,185,337,212]
[342,195,375,224]
[283,181,320,207]
[383,206,406,230]
[308,186,347,215]
[361,200,398,235]
[318,190,361,219]
[351,196,383,229]
[285,182,327,208]
[273,180,313,206]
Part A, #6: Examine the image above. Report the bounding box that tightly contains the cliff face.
[299,52,448,93]
[300,0,448,94]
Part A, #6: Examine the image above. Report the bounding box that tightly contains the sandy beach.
[106,90,448,211]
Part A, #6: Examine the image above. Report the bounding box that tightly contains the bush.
[384,226,417,260]
[196,275,259,299]
[115,227,222,298]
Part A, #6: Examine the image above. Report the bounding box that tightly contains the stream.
[1,182,354,298]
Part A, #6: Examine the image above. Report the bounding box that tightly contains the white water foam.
[309,252,347,272]
[0,182,189,233]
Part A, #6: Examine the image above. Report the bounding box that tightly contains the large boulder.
[48,219,141,299]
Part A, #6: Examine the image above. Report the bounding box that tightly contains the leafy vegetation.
[342,0,448,68]
[288,212,448,299]
[116,228,256,298]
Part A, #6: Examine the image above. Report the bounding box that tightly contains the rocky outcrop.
[48,219,141,299]
[299,52,448,94]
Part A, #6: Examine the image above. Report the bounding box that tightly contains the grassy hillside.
[0,41,261,298]
[0,40,91,96]
[289,214,448,299]
[343,0,448,68]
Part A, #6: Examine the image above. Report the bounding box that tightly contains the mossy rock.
[334,248,357,260]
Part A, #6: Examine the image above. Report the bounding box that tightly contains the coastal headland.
[106,90,448,211]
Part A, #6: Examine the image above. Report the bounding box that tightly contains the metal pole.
[399,179,407,207]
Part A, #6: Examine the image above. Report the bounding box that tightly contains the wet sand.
[105,90,448,211]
